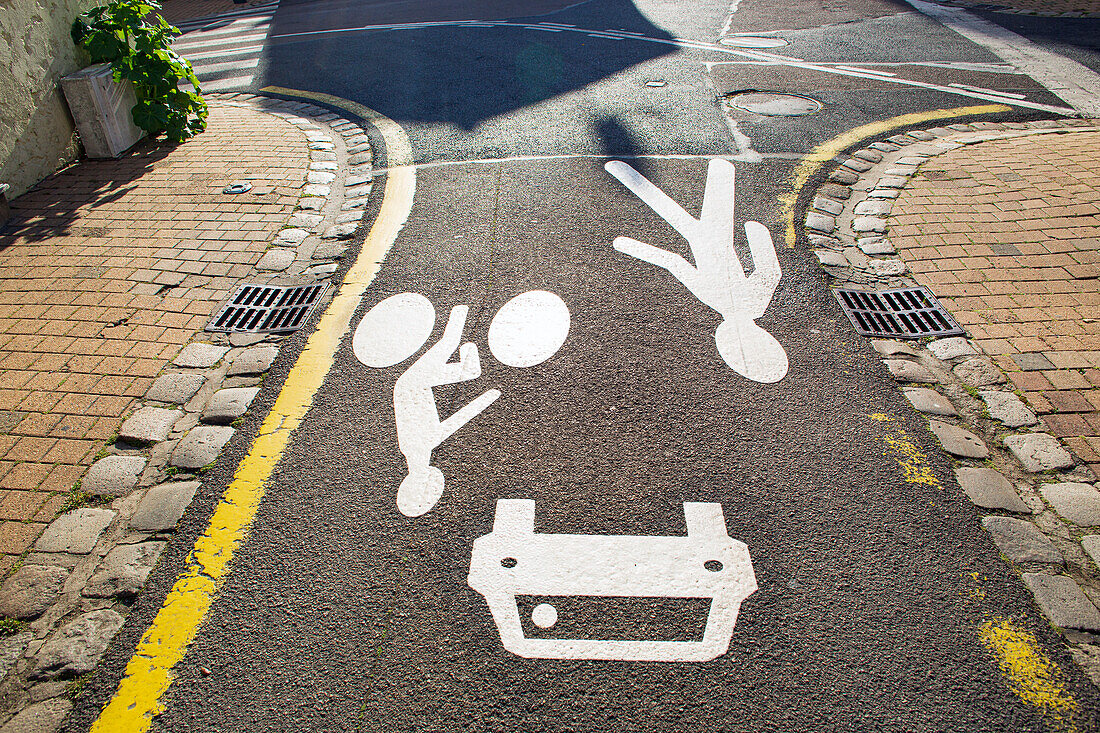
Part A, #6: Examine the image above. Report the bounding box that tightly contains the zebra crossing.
[172,1,278,92]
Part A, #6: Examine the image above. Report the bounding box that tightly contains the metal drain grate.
[206,283,328,333]
[833,287,965,339]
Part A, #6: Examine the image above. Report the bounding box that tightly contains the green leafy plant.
[71,0,207,142]
[0,618,25,636]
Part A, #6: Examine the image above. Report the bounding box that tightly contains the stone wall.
[0,0,98,198]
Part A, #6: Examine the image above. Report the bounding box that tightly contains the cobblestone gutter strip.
[802,117,1100,688]
[0,93,374,730]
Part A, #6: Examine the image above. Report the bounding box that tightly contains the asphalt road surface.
[72,0,1100,730]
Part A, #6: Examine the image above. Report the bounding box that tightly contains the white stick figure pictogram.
[606,159,788,383]
[354,290,570,517]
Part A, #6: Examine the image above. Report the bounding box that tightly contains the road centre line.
[89,90,415,733]
[265,21,1073,115]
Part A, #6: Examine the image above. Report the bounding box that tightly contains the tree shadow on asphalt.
[262,0,677,131]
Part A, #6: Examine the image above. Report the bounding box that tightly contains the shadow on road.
[262,0,677,130]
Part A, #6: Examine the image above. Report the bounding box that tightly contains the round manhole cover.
[718,36,788,48]
[726,92,821,116]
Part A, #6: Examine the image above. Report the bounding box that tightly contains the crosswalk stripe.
[174,32,270,51]
[182,45,264,61]
[169,1,277,91]
[191,57,261,75]
[172,1,277,30]
[199,75,259,91]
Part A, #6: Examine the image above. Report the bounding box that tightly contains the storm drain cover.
[726,92,821,116]
[206,283,328,333]
[833,287,965,339]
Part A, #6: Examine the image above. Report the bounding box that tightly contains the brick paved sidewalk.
[890,131,1100,478]
[0,104,308,569]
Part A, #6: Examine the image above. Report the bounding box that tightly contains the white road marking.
[487,291,571,368]
[174,32,271,51]
[468,499,757,662]
[354,291,571,517]
[266,20,1074,115]
[190,57,261,75]
[364,153,809,178]
[182,45,264,61]
[835,65,897,76]
[721,0,745,36]
[606,159,789,384]
[950,83,1026,100]
[171,5,275,91]
[907,0,1100,116]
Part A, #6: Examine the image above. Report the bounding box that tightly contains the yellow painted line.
[779,104,1011,248]
[869,413,940,488]
[980,617,1079,731]
[91,91,416,732]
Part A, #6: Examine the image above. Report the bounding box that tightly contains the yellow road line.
[90,91,415,732]
[778,104,1011,248]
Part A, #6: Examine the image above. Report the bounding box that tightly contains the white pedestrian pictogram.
[353,291,570,517]
[606,159,789,383]
[468,499,757,662]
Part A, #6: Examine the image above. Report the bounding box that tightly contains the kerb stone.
[203,387,260,425]
[953,357,1006,387]
[927,337,978,361]
[34,508,115,554]
[885,360,937,383]
[84,542,166,598]
[173,343,229,368]
[903,387,957,416]
[145,373,206,404]
[81,455,146,496]
[980,391,1037,428]
[1004,433,1075,472]
[118,407,180,444]
[256,248,295,272]
[872,340,918,358]
[0,698,72,733]
[227,345,278,376]
[956,468,1029,513]
[171,426,234,470]
[1083,535,1100,568]
[0,633,32,683]
[1022,574,1100,632]
[1039,483,1100,526]
[130,482,200,531]
[929,421,988,458]
[31,609,124,679]
[0,565,70,620]
[981,517,1061,564]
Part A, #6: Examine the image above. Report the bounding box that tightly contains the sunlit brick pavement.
[0,104,308,567]
[890,130,1100,478]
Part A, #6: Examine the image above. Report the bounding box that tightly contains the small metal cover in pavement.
[833,287,965,339]
[206,283,328,333]
[727,92,820,116]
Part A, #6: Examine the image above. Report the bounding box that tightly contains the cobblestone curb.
[804,117,1100,685]
[0,93,374,728]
